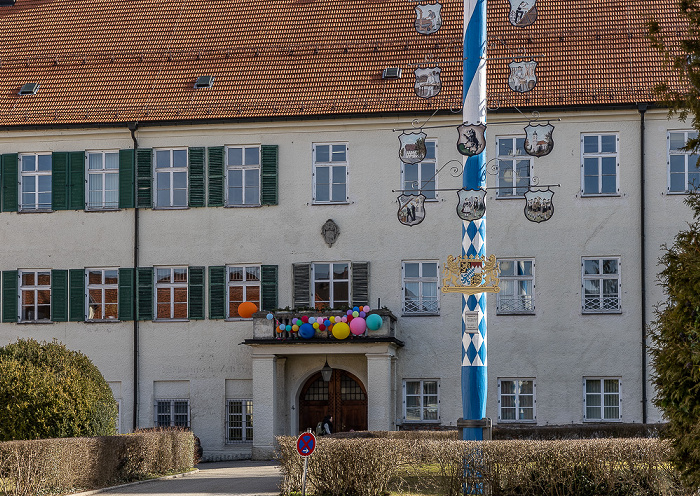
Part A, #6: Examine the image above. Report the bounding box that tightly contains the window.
[154,148,188,208]
[86,151,119,210]
[226,399,253,443]
[496,137,531,197]
[581,134,619,196]
[19,270,51,322]
[403,379,439,422]
[155,267,188,320]
[313,143,348,203]
[155,399,190,427]
[497,259,534,314]
[584,378,621,421]
[401,140,437,199]
[312,262,349,309]
[402,261,439,315]
[87,269,118,321]
[228,265,260,318]
[20,153,52,210]
[582,257,621,313]
[668,131,700,193]
[498,378,535,422]
[226,146,260,206]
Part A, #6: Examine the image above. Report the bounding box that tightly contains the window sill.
[401,312,440,317]
[667,190,693,195]
[85,208,121,212]
[311,201,350,205]
[580,194,621,198]
[18,320,53,324]
[582,310,622,315]
[224,441,253,445]
[226,318,253,322]
[495,195,527,200]
[153,319,190,322]
[496,311,536,316]
[402,420,441,424]
[225,204,262,208]
[583,419,622,423]
[86,319,121,323]
[18,209,52,213]
[497,420,537,424]
[152,206,190,210]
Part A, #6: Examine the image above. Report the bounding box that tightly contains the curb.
[69,468,200,495]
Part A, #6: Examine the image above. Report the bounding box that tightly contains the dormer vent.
[18,83,39,95]
[194,75,214,89]
[382,68,402,79]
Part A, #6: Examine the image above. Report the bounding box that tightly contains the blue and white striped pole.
[462,0,487,441]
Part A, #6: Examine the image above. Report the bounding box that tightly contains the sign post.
[296,431,316,496]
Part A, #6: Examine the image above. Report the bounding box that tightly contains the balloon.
[296,319,303,326]
[286,325,292,332]
[266,313,274,320]
[277,325,284,333]
[301,316,309,323]
[309,317,316,324]
[363,305,370,313]
[347,310,353,316]
[292,324,299,332]
[319,324,326,331]
[353,306,359,312]
[366,313,383,331]
[313,322,320,329]
[359,311,366,318]
[238,301,258,319]
[332,322,350,340]
[299,323,315,339]
[330,316,336,323]
[350,317,366,335]
[341,316,347,323]
[352,311,359,318]
[324,320,331,326]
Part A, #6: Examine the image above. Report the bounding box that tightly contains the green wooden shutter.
[207,147,225,207]
[136,148,152,208]
[1,154,18,212]
[69,151,85,210]
[52,152,69,210]
[188,147,205,207]
[351,262,370,308]
[261,145,278,205]
[136,267,153,321]
[188,266,205,320]
[292,263,311,308]
[51,269,68,322]
[261,265,278,311]
[119,149,135,209]
[2,270,17,322]
[69,269,85,321]
[118,268,135,321]
[208,266,226,319]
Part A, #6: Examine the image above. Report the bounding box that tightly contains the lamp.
[321,358,333,382]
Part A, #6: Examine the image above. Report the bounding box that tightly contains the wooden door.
[298,369,367,433]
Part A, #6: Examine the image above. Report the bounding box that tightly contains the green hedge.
[276,436,685,496]
[0,429,194,495]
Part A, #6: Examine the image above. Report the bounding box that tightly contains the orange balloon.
[238,301,258,319]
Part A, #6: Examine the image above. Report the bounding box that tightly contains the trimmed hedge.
[0,429,194,495]
[276,436,685,496]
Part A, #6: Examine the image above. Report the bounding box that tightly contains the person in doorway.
[322,415,333,435]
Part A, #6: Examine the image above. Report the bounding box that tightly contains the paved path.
[93,460,282,496]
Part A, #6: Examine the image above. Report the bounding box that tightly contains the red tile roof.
[0,0,688,126]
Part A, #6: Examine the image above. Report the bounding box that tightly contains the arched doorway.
[299,369,368,433]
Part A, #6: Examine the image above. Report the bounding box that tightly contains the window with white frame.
[154,148,188,208]
[20,153,52,211]
[402,261,439,315]
[19,270,51,322]
[228,265,260,319]
[87,269,118,321]
[155,267,188,320]
[227,146,260,206]
[497,259,534,314]
[582,257,621,313]
[312,143,348,203]
[498,378,535,422]
[496,137,531,197]
[311,262,349,310]
[581,134,619,196]
[86,151,119,210]
[226,399,253,443]
[584,378,621,421]
[668,131,700,193]
[155,399,190,427]
[401,140,437,200]
[403,379,439,422]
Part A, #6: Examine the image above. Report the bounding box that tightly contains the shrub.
[0,338,117,441]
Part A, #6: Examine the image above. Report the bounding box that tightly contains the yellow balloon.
[292,324,299,332]
[332,322,350,340]
[313,322,320,329]
[330,316,336,323]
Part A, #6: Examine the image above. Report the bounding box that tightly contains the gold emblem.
[442,254,500,294]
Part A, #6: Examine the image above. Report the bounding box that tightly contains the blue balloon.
[285,325,292,331]
[308,317,316,324]
[299,323,315,339]
[324,319,331,326]
[266,313,274,320]
[353,306,359,312]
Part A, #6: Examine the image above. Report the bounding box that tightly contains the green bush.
[0,338,117,441]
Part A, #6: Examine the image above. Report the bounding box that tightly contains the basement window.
[18,83,39,95]
[194,75,214,89]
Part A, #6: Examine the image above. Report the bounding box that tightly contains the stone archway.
[298,369,368,433]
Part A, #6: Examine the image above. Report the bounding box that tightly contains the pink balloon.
[341,316,348,323]
[363,305,370,313]
[349,317,367,335]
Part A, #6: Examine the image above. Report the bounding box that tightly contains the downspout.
[128,122,139,431]
[638,103,648,424]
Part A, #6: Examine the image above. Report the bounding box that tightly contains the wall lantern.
[321,359,333,382]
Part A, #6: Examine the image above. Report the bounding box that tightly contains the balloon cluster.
[270,306,383,340]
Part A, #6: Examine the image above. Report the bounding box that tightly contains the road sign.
[296,432,316,457]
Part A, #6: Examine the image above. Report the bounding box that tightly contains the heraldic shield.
[415,3,442,35]
[509,0,537,27]
[414,67,442,99]
[397,194,426,226]
[508,60,537,93]
[399,131,427,164]
[457,188,486,221]
[524,122,554,157]
[457,122,486,156]
[524,188,554,223]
